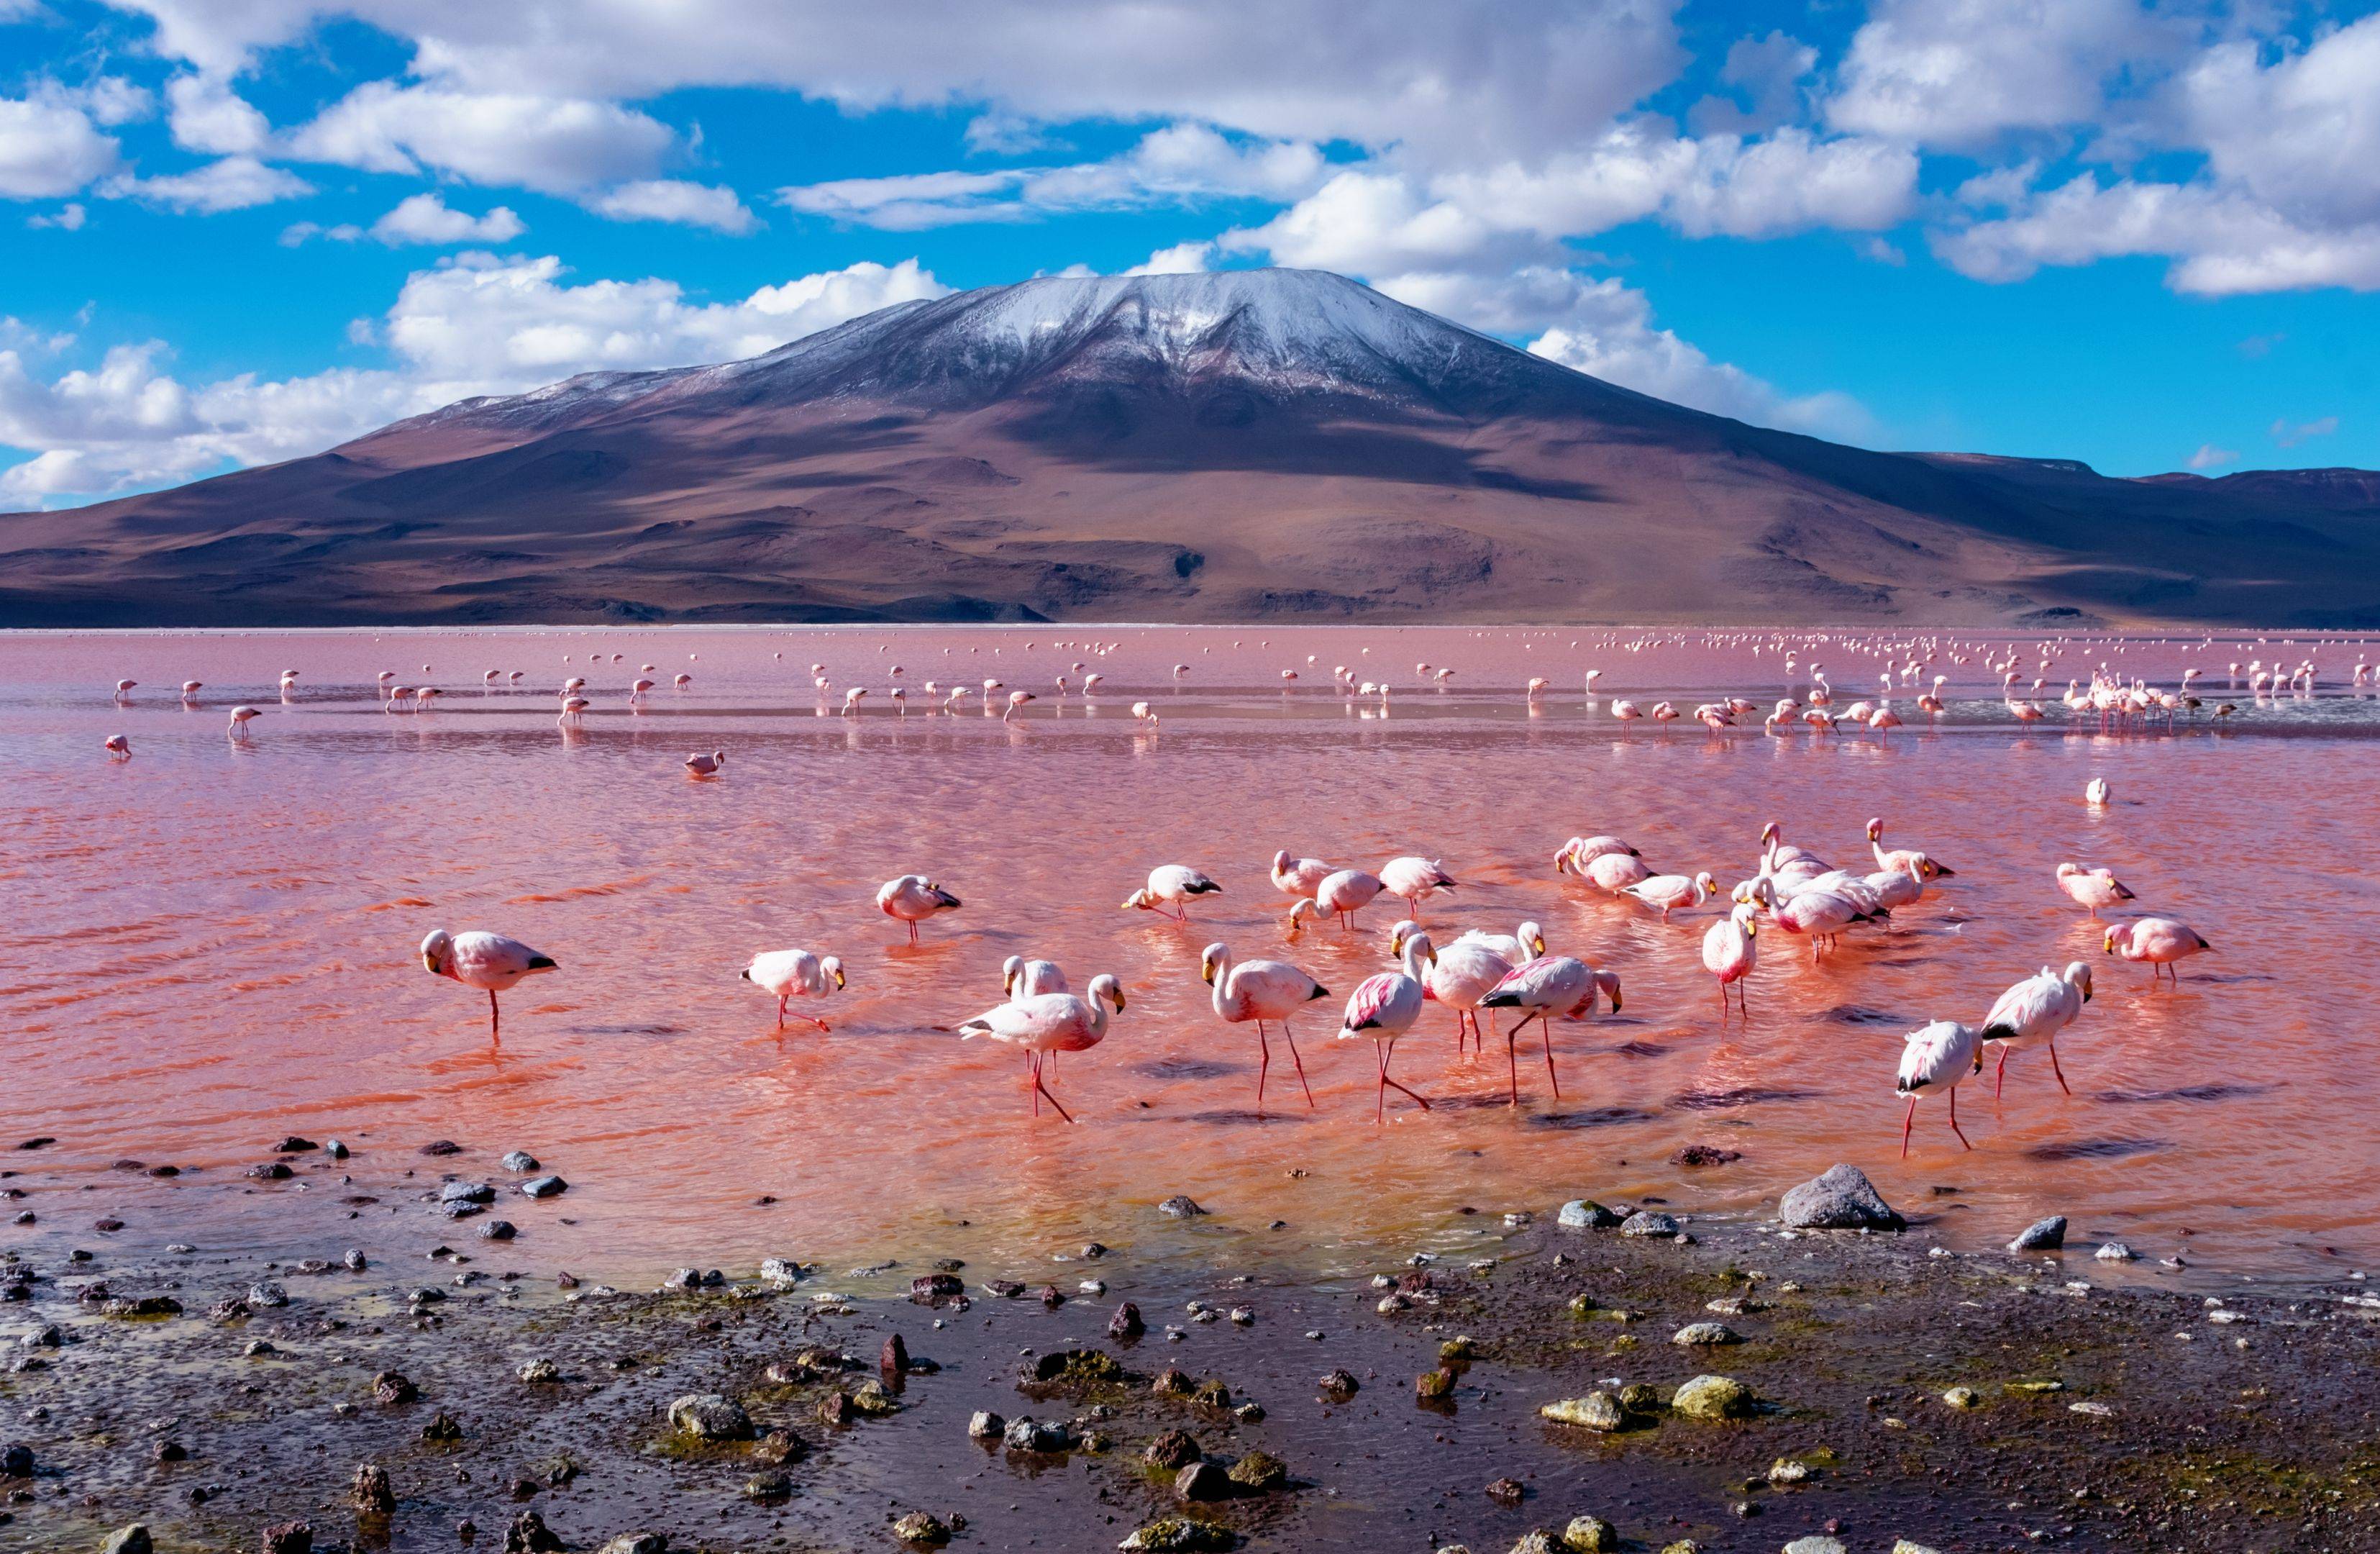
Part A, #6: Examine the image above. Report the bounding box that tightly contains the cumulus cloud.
[586,179,759,234]
[106,154,311,213]
[1125,241,1215,276]
[0,91,124,199]
[1690,32,1815,136]
[165,73,270,155]
[1,254,947,506]
[286,83,675,192]
[368,191,524,245]
[1374,265,1874,442]
[27,201,87,230]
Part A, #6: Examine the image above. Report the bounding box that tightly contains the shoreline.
[8,1168,2376,1554]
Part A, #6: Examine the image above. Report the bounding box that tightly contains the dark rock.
[371,1371,419,1406]
[1674,1145,1743,1166]
[520,1176,567,1199]
[0,1445,30,1478]
[1029,1348,1125,1386]
[246,1162,293,1181]
[982,1278,1026,1299]
[667,1394,753,1440]
[1110,1301,1145,1339]
[420,1412,464,1442]
[102,1525,153,1554]
[419,1141,462,1156]
[102,1295,181,1317]
[1157,1195,1207,1217]
[742,1471,792,1503]
[262,1519,314,1554]
[2010,1215,2069,1252]
[94,1217,124,1232]
[890,1512,951,1545]
[966,1411,1006,1442]
[1190,1378,1231,1409]
[152,1440,186,1463]
[1619,1210,1680,1238]
[1151,1368,1194,1397]
[210,1298,252,1324]
[479,1219,517,1241]
[1119,1519,1234,1552]
[501,1151,540,1173]
[1003,1415,1070,1453]
[1175,1460,1234,1501]
[439,1181,496,1205]
[1778,1163,1904,1232]
[753,1430,806,1466]
[352,1463,395,1514]
[343,1249,368,1271]
[504,1510,562,1554]
[1556,1199,1620,1229]
[1485,1476,1526,1505]
[1415,1368,1454,1399]
[248,1281,288,1308]
[881,1332,911,1372]
[324,1140,350,1160]
[274,1137,318,1153]
[910,1273,964,1304]
[1318,1368,1359,1396]
[16,1137,54,1150]
[1039,1283,1066,1307]
[1144,1429,1203,1470]
[816,1391,856,1427]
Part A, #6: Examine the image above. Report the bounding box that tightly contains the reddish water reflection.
[2,626,2373,1289]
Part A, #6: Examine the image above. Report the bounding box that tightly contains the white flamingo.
[742,948,845,1030]
[1201,942,1329,1112]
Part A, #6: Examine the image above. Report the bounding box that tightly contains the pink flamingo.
[2104,918,2212,981]
[420,929,558,1038]
[1395,922,1510,1056]
[1123,864,1223,921]
[1701,901,1758,1012]
[1377,855,1457,917]
[2055,863,2135,917]
[1289,868,1385,932]
[1269,850,1335,899]
[1979,961,2090,1096]
[742,948,844,1030]
[877,875,962,944]
[1201,942,1329,1112]
[958,975,1125,1122]
[1334,933,1436,1121]
[1896,1019,1981,1156]
[1476,955,1602,1104]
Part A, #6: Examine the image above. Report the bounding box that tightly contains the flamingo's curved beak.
[832,967,846,991]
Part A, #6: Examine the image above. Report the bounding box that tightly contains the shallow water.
[4,624,2376,1291]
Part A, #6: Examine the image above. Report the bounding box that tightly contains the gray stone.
[2095,1242,2137,1262]
[1777,1163,1904,1231]
[1157,1194,1207,1218]
[478,1220,516,1242]
[667,1392,754,1441]
[438,1180,495,1204]
[1669,1374,1756,1420]
[1538,1393,1624,1431]
[1672,1322,1741,1346]
[1619,1211,1679,1238]
[596,1537,669,1554]
[2010,1216,2068,1252]
[518,1358,560,1383]
[966,1410,1006,1440]
[101,1526,152,1554]
[501,1151,540,1173]
[1783,1540,1847,1554]
[760,1257,803,1286]
[1557,1199,1620,1230]
[247,1281,289,1308]
[520,1175,567,1199]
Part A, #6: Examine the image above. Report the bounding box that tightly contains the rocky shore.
[6,1155,2378,1554]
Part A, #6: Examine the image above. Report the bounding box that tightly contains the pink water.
[4,625,2375,1291]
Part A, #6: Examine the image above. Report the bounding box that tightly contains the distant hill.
[5,268,2374,627]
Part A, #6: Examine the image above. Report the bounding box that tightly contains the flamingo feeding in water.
[2104,917,2212,981]
[1895,1018,1981,1155]
[1395,921,1510,1056]
[1269,850,1335,899]
[1123,864,1223,921]
[1290,868,1385,932]
[1979,961,2090,1096]
[958,974,1125,1122]
[742,948,845,1030]
[420,929,558,1038]
[1200,942,1328,1112]
[1476,955,1601,1104]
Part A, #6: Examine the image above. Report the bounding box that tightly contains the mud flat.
[6,1154,2379,1554]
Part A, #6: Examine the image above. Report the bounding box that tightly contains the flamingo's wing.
[1341,973,1403,1031]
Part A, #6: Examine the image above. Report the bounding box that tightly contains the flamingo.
[180,681,202,701]
[1766,881,1887,959]
[959,975,1125,1122]
[1395,921,1510,1055]
[1610,699,1641,723]
[1979,962,2090,1096]
[1290,868,1386,932]
[1896,1019,1981,1156]
[1701,901,1758,1011]
[2085,777,2111,807]
[1455,920,1546,963]
[1377,855,1457,917]
[1123,864,1223,921]
[1476,955,1600,1104]
[112,678,136,701]
[877,875,962,944]
[1269,850,1335,899]
[104,734,131,760]
[420,929,557,1038]
[558,695,590,726]
[1554,835,1638,876]
[1004,690,1036,721]
[684,750,726,778]
[742,948,845,1030]
[1621,869,1716,923]
[1868,819,1954,879]
[1335,932,1436,1121]
[226,705,262,739]
[1201,942,1329,1111]
[1001,956,1069,999]
[2054,862,2135,917]
[2104,918,2212,981]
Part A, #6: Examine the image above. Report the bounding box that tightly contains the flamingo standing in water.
[1001,956,1068,999]
[1622,869,1715,923]
[1200,942,1328,1111]
[1289,868,1385,932]
[1895,1018,1981,1155]
[1335,932,1436,1121]
[227,706,262,739]
[1476,955,1600,1104]
[104,734,131,760]
[1377,855,1457,917]
[2054,862,2135,917]
[684,750,726,778]
[742,948,845,1030]
[1979,961,2090,1096]
[2104,918,2212,981]
[420,929,558,1038]
[1395,922,1510,1055]
[877,875,962,944]
[1868,819,1954,879]
[1269,850,1335,899]
[1701,901,1758,1011]
[958,975,1125,1122]
[1124,863,1223,921]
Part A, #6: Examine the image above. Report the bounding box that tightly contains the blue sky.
[4,0,2378,508]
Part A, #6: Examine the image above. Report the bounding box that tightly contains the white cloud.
[0,91,122,199]
[99,1,1688,168]
[1372,265,1874,442]
[1824,0,2182,148]
[2185,442,2237,470]
[106,154,311,213]
[27,201,86,230]
[1124,241,1214,275]
[2177,17,2380,231]
[368,191,524,245]
[286,83,675,192]
[2270,414,2338,449]
[779,170,1029,230]
[586,179,758,234]
[165,73,270,155]
[1,253,949,505]
[1690,31,1815,136]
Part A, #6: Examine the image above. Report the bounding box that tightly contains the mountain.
[6,268,2377,627]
